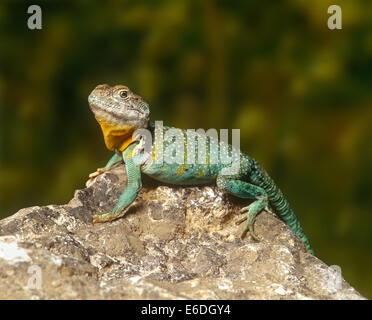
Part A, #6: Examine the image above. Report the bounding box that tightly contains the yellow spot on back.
[196,170,203,178]
[206,154,210,164]
[177,164,186,176]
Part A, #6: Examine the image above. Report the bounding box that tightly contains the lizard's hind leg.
[216,175,269,241]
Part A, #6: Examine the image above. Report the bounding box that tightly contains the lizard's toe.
[235,205,252,224]
[86,168,106,187]
[92,213,114,224]
[88,168,105,179]
[236,210,262,241]
[235,215,247,225]
[241,221,262,242]
[239,204,251,214]
[92,209,126,224]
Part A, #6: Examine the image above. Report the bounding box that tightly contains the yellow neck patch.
[97,118,136,151]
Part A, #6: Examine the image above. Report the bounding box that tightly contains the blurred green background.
[0,0,371,297]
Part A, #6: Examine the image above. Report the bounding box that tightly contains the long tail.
[250,160,314,255]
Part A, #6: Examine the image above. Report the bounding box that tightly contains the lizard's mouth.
[129,100,150,118]
[132,108,145,116]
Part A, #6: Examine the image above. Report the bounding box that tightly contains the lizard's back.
[141,125,252,185]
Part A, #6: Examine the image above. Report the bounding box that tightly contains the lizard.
[87,84,314,255]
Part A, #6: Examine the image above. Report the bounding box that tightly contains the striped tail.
[250,160,314,255]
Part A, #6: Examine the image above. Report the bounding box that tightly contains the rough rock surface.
[0,165,365,299]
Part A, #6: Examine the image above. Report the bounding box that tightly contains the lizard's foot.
[236,197,268,242]
[92,211,124,224]
[236,207,262,241]
[86,168,106,187]
[265,205,277,217]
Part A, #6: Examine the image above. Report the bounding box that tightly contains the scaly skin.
[88,84,314,255]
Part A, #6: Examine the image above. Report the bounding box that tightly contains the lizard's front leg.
[86,151,123,187]
[92,145,142,223]
[216,175,269,241]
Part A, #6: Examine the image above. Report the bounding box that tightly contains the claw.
[92,209,126,224]
[86,168,106,187]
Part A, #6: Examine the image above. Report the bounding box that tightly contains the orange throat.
[97,119,136,151]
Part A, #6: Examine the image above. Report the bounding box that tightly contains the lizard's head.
[88,84,150,151]
[89,84,150,128]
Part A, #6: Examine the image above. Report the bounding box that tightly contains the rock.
[0,165,365,299]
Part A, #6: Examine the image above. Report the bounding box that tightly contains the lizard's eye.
[119,90,128,98]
